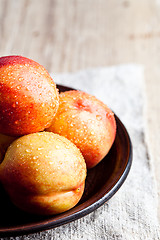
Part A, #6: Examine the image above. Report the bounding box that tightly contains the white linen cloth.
[7,65,160,240]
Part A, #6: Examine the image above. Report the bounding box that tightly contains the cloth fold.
[10,65,160,240]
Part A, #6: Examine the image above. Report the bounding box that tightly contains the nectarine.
[0,133,16,163]
[47,90,116,168]
[0,56,59,136]
[0,132,86,215]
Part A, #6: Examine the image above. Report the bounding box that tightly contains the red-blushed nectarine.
[0,55,59,136]
[0,132,86,215]
[47,90,116,168]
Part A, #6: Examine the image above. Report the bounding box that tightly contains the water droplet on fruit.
[25,149,30,153]
[37,147,43,151]
[96,115,102,120]
[76,188,80,192]
[65,144,70,149]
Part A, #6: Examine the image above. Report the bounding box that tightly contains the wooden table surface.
[0,0,160,220]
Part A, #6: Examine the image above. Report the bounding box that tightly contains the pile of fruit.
[0,56,116,215]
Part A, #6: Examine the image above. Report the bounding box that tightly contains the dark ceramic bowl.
[0,85,132,237]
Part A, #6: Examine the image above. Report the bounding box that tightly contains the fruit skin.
[0,132,86,215]
[0,55,59,136]
[47,90,116,168]
[0,133,16,163]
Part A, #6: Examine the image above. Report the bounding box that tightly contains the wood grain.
[0,0,160,219]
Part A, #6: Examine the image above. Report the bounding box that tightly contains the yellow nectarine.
[0,132,86,215]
